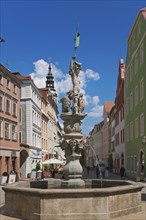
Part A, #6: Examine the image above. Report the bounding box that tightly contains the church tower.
[46,62,56,92]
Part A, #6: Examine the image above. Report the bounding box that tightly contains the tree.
[35,162,41,171]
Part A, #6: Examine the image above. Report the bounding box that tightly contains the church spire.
[46,61,56,92]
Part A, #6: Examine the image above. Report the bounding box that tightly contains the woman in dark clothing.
[120,166,125,179]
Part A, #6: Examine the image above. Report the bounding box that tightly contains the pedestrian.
[96,165,99,178]
[120,165,125,179]
[105,167,109,178]
[100,165,105,178]
[86,166,90,175]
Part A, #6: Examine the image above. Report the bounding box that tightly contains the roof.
[13,72,31,80]
[0,64,21,86]
[104,102,115,113]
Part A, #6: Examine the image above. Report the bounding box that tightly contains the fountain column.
[60,54,87,188]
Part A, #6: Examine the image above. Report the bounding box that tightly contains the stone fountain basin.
[2,179,144,220]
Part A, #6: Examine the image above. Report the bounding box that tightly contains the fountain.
[2,33,144,220]
[60,51,86,188]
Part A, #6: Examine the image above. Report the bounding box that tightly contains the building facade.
[125,8,146,180]
[109,105,116,172]
[39,88,50,163]
[45,63,63,160]
[0,64,21,180]
[102,102,115,165]
[14,73,42,178]
[114,59,125,173]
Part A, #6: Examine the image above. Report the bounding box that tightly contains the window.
[140,113,144,136]
[19,132,22,143]
[135,118,139,138]
[123,128,124,142]
[12,124,17,140]
[0,95,3,111]
[140,43,144,66]
[130,122,133,141]
[0,74,3,84]
[135,86,138,106]
[5,122,10,139]
[131,156,134,172]
[126,97,129,115]
[130,64,133,82]
[13,102,17,116]
[121,130,123,144]
[130,92,133,111]
[115,113,119,126]
[140,78,144,100]
[7,79,10,89]
[20,108,22,122]
[135,53,138,74]
[6,99,10,114]
[127,124,129,142]
[120,109,123,121]
[13,84,16,93]
[134,156,137,172]
[127,157,130,170]
[0,119,3,138]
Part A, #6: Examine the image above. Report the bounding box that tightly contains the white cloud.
[86,95,103,118]
[85,69,100,80]
[30,59,103,119]
[88,105,103,118]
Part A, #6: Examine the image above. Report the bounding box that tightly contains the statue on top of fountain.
[69,53,82,94]
[61,54,85,115]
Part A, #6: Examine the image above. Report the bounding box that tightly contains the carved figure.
[61,95,70,113]
[78,93,85,113]
[69,58,82,94]
[72,95,79,114]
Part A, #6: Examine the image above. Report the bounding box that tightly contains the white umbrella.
[42,158,64,165]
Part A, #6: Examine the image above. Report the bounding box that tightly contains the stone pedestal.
[60,113,87,188]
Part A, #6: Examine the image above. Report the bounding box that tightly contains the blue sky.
[1,0,145,135]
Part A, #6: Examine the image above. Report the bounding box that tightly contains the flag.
[74,32,80,48]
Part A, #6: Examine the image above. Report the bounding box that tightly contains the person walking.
[96,165,99,178]
[120,165,125,179]
[86,166,90,175]
[105,167,109,178]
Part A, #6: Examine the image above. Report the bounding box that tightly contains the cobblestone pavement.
[0,170,146,220]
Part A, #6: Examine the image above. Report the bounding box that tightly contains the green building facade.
[125,8,146,181]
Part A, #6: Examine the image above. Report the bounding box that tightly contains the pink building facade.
[102,102,115,165]
[0,64,21,181]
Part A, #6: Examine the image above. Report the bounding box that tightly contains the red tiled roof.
[13,72,31,80]
[104,102,115,113]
